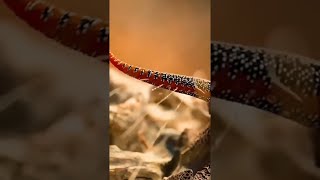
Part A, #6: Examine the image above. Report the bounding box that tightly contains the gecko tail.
[109,52,211,102]
[3,0,108,58]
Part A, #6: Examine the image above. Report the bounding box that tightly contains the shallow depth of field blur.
[110,0,210,78]
[109,1,210,179]
[0,1,108,179]
[213,1,320,180]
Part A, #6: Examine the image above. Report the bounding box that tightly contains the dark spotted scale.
[164,165,211,180]
[6,0,320,179]
[212,41,320,128]
[6,0,320,130]
[109,52,211,102]
[57,12,71,28]
[3,0,108,58]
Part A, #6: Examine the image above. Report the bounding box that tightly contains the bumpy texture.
[165,165,210,180]
[111,41,320,128]
[3,0,108,58]
[212,41,320,128]
[109,53,211,102]
[5,0,320,127]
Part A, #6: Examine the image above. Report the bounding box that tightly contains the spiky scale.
[109,52,211,102]
[5,0,320,179]
[5,1,320,128]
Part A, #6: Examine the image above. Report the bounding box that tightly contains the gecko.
[3,0,320,179]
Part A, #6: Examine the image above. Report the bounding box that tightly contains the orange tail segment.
[109,52,211,102]
[3,0,108,57]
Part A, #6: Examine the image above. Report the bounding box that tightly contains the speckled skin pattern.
[212,41,320,128]
[165,165,210,180]
[109,53,211,102]
[4,0,320,179]
[5,0,318,129]
[112,41,320,129]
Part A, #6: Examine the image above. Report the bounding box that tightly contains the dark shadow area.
[0,0,109,179]
[212,0,320,179]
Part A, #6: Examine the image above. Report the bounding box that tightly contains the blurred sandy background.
[0,1,210,179]
[0,1,108,179]
[213,1,320,180]
[110,0,210,78]
[6,0,320,179]
[213,0,320,57]
[109,1,210,179]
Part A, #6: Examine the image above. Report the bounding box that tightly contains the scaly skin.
[164,164,210,180]
[5,1,320,127]
[109,53,211,102]
[109,42,320,178]
[4,0,320,179]
[111,43,320,129]
[3,0,201,179]
[212,41,320,128]
[3,0,108,58]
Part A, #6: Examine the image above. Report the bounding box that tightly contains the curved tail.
[3,0,108,58]
[212,41,320,128]
[109,52,211,102]
[3,0,211,103]
[6,0,320,129]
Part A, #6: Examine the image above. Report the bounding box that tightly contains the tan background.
[110,0,210,78]
[1,0,210,77]
[213,0,320,58]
